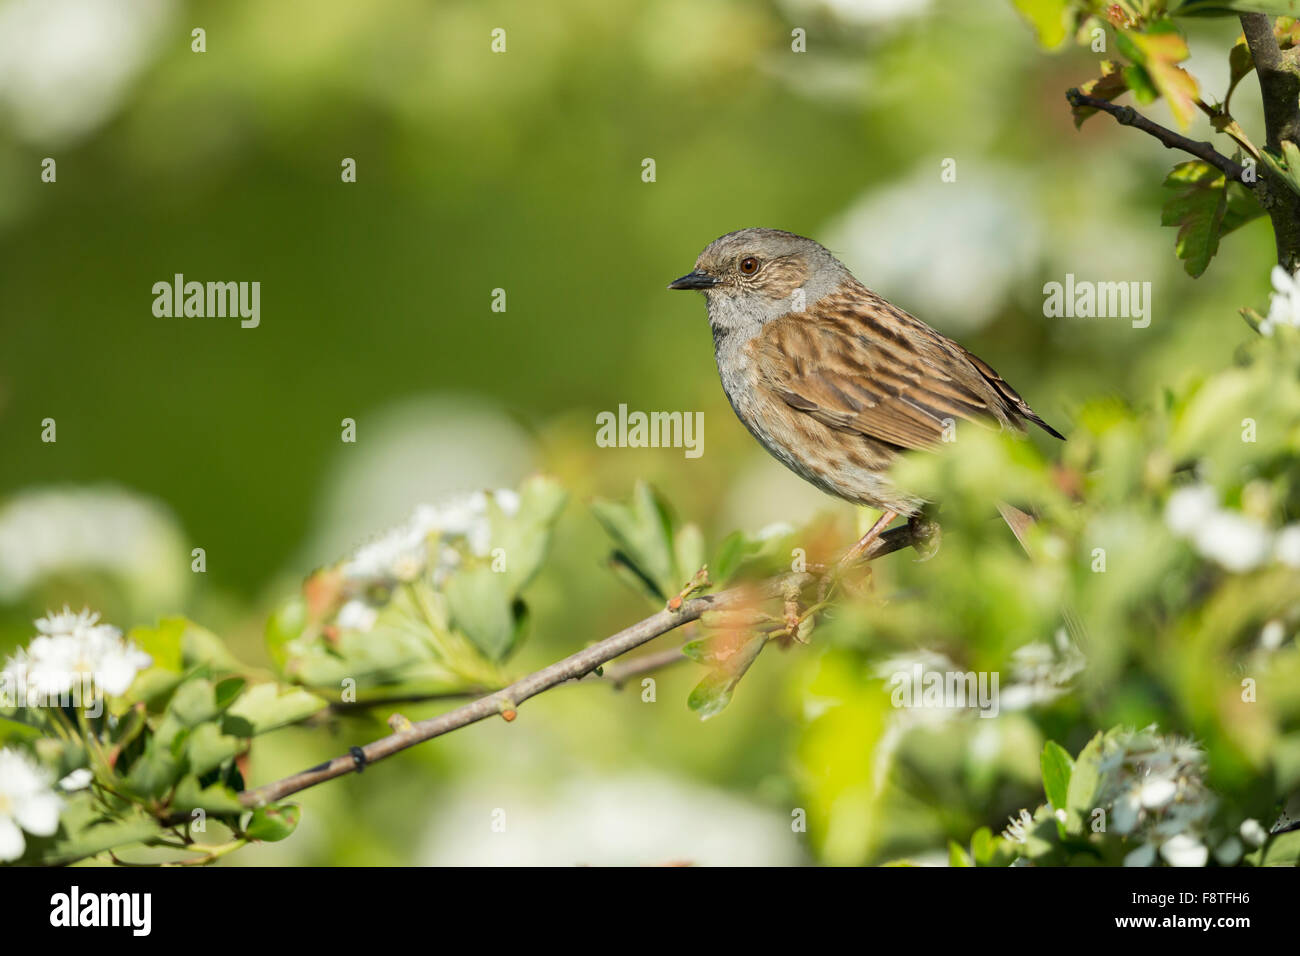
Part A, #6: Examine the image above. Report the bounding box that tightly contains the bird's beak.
[667,271,717,291]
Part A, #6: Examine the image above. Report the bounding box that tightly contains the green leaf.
[246,803,302,842]
[484,476,567,595]
[948,840,974,866]
[171,776,244,814]
[21,799,163,866]
[1161,161,1228,276]
[1065,731,1105,835]
[265,596,307,675]
[1221,181,1266,236]
[186,722,245,777]
[1116,23,1199,129]
[445,565,518,661]
[1072,61,1129,127]
[1260,140,1300,198]
[1254,827,1300,866]
[1011,0,1074,48]
[1041,740,1075,811]
[591,482,680,601]
[687,634,768,720]
[1173,0,1300,16]
[124,731,186,798]
[168,677,219,727]
[222,683,327,736]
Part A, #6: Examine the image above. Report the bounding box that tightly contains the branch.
[1239,13,1300,271]
[1066,89,1251,186]
[597,645,690,688]
[239,522,918,808]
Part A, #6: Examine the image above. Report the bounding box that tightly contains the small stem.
[1066,89,1252,185]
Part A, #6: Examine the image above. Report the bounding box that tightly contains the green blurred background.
[0,0,1282,864]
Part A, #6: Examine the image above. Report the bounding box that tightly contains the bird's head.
[668,228,850,333]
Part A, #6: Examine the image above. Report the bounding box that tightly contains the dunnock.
[669,228,1062,559]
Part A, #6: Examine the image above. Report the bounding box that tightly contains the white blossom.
[1193,511,1273,572]
[339,489,517,592]
[57,768,93,791]
[336,599,379,633]
[1276,524,1300,568]
[1164,484,1217,536]
[1260,265,1300,336]
[1160,834,1209,867]
[0,748,62,862]
[1165,484,1278,572]
[1001,808,1033,844]
[1098,728,1216,865]
[2,607,150,702]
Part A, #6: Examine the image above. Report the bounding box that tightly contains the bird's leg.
[839,509,899,566]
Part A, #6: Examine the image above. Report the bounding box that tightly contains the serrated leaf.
[1117,23,1199,129]
[1041,740,1075,811]
[1073,60,1129,127]
[1161,160,1228,276]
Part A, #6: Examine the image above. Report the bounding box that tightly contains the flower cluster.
[1260,265,1300,336]
[335,490,520,633]
[1097,727,1217,867]
[1,608,151,705]
[1001,628,1087,710]
[1165,483,1300,573]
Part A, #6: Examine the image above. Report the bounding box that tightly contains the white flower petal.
[0,815,25,862]
[58,768,92,791]
[13,790,61,836]
[1160,834,1208,867]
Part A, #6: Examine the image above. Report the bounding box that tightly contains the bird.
[668,227,1063,562]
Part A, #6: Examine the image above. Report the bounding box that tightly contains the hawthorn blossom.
[0,747,62,862]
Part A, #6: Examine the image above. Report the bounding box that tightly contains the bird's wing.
[751,285,1015,451]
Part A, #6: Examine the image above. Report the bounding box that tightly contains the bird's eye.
[739,257,760,275]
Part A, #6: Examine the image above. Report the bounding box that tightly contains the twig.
[1065,89,1252,186]
[239,522,919,808]
[240,582,760,807]
[598,645,690,688]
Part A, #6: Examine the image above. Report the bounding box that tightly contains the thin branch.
[597,645,690,688]
[240,582,762,807]
[1066,89,1252,186]
[239,521,918,808]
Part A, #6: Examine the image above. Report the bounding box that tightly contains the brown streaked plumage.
[669,228,1062,554]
